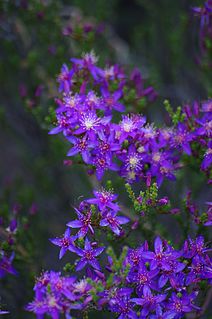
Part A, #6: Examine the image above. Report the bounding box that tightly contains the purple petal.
[49,126,63,135]
[67,147,79,156]
[89,259,100,270]
[64,228,71,237]
[96,169,104,180]
[84,237,91,250]
[69,246,84,256]
[158,274,168,288]
[76,259,87,271]
[111,225,121,235]
[117,216,129,224]
[164,312,176,319]
[100,219,109,227]
[50,238,61,246]
[59,247,67,259]
[154,237,163,254]
[67,220,83,228]
[93,247,105,256]
[141,252,155,260]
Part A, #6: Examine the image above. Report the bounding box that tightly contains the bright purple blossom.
[100,210,129,235]
[132,286,166,317]
[67,208,94,238]
[166,292,199,319]
[109,294,137,319]
[50,228,77,259]
[72,237,104,271]
[87,189,119,212]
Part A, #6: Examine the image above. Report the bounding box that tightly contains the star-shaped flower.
[72,237,104,271]
[50,228,77,259]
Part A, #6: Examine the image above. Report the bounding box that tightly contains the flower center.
[138,273,148,284]
[105,97,114,106]
[153,152,161,162]
[85,251,93,260]
[61,238,70,247]
[174,301,182,312]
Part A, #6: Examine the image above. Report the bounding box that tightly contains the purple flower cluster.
[28,236,212,319]
[50,54,211,186]
[181,100,212,175]
[50,190,129,268]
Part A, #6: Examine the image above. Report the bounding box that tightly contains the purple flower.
[150,305,175,319]
[127,261,158,294]
[132,286,166,317]
[201,143,212,171]
[100,87,125,114]
[186,236,211,257]
[0,252,17,278]
[75,112,102,140]
[50,228,77,259]
[71,51,100,80]
[166,292,198,319]
[72,237,104,271]
[109,294,137,319]
[172,123,193,155]
[47,272,76,301]
[95,129,120,158]
[67,136,94,163]
[141,237,181,270]
[100,210,129,235]
[186,255,212,285]
[67,208,94,238]
[49,113,72,136]
[92,152,119,180]
[158,259,186,289]
[192,1,212,28]
[119,145,143,182]
[120,114,146,137]
[57,64,73,93]
[126,242,148,268]
[87,189,119,212]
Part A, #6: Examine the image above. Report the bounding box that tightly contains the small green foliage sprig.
[164,99,185,125]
